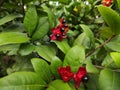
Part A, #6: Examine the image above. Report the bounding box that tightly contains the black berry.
[62,19,66,24]
[82,76,89,83]
[56,34,60,38]
[64,24,68,28]
[60,28,65,32]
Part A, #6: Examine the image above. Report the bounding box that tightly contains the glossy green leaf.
[31,58,52,83]
[0,32,29,46]
[32,17,49,40]
[50,56,62,78]
[110,52,120,68]
[63,45,85,72]
[19,44,35,56]
[24,6,38,36]
[86,60,99,74]
[99,69,120,90]
[106,35,120,52]
[36,45,56,62]
[0,72,46,90]
[46,80,72,90]
[86,74,99,90]
[68,82,84,90]
[52,39,71,54]
[99,27,114,38]
[74,33,90,49]
[80,24,95,47]
[98,6,120,34]
[102,54,117,68]
[117,0,120,9]
[42,6,56,28]
[0,14,22,25]
[4,23,25,32]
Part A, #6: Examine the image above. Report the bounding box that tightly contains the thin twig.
[21,0,25,16]
[95,65,120,73]
[85,35,116,58]
[94,65,104,69]
[112,69,120,73]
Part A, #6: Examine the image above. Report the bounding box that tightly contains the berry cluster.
[58,66,88,90]
[50,18,69,41]
[102,0,113,6]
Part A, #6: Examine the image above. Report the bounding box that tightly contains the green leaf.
[31,58,52,83]
[63,45,85,72]
[99,27,114,38]
[4,23,25,32]
[0,44,20,55]
[65,1,81,12]
[80,24,95,47]
[50,56,62,78]
[117,0,120,9]
[0,14,22,25]
[8,57,33,73]
[50,0,70,4]
[19,44,35,56]
[106,35,120,52]
[42,6,56,28]
[102,54,117,68]
[46,80,72,90]
[32,17,49,40]
[24,6,38,36]
[0,72,46,90]
[36,45,56,62]
[94,17,104,24]
[0,32,29,46]
[68,82,84,90]
[52,39,71,54]
[99,69,120,90]
[86,60,99,74]
[74,33,90,49]
[87,0,94,3]
[110,52,120,68]
[86,74,99,90]
[98,6,120,34]
[23,0,34,3]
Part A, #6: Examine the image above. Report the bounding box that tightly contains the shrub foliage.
[0,0,120,90]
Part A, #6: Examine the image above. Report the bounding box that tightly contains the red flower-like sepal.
[50,28,66,41]
[102,0,113,6]
[73,67,87,90]
[58,66,87,90]
[50,18,69,41]
[58,66,74,82]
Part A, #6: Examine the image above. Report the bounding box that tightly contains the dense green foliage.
[0,0,120,90]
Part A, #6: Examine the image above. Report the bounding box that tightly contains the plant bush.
[0,0,120,90]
